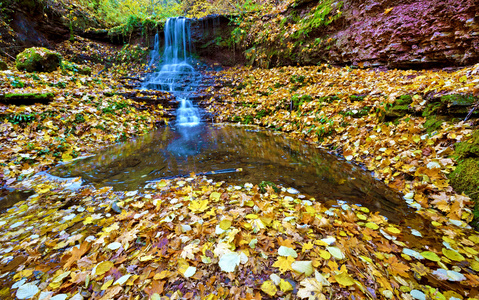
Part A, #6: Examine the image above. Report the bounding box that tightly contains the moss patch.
[440,94,477,106]
[0,92,55,105]
[396,95,413,105]
[423,116,444,134]
[62,61,91,75]
[449,158,479,228]
[16,47,62,73]
[450,131,479,228]
[454,131,479,159]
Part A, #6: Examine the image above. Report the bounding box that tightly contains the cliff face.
[327,0,479,68]
[226,0,479,69]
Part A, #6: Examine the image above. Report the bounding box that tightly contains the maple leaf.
[181,243,200,260]
[61,241,90,269]
[272,256,295,273]
[188,199,209,213]
[410,262,428,277]
[297,277,326,300]
[386,255,410,278]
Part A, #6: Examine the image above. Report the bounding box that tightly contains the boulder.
[16,47,62,72]
[0,59,7,70]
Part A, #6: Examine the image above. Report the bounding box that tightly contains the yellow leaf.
[386,226,401,234]
[302,242,314,252]
[210,192,221,201]
[384,7,393,14]
[365,222,379,230]
[318,249,331,260]
[219,219,232,230]
[101,279,114,290]
[334,265,355,286]
[261,280,277,297]
[62,152,73,162]
[442,248,465,262]
[272,256,295,273]
[188,200,209,213]
[95,261,114,276]
[279,279,293,292]
[421,251,440,262]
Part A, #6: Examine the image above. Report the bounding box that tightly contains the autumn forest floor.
[1,36,479,300]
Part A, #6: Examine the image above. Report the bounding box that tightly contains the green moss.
[318,95,340,103]
[422,102,442,117]
[1,92,54,105]
[440,94,477,106]
[243,115,254,124]
[449,158,479,228]
[454,131,479,160]
[349,95,366,102]
[16,47,62,73]
[62,61,91,75]
[397,95,413,105]
[256,109,269,119]
[423,116,444,134]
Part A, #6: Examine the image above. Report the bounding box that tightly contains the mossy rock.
[454,131,479,159]
[0,59,8,70]
[385,95,414,119]
[0,92,55,105]
[16,47,62,73]
[423,94,479,117]
[440,94,477,106]
[449,158,479,227]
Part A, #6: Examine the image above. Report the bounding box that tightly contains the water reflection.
[50,123,414,222]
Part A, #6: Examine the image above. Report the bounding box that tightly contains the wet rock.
[16,47,62,73]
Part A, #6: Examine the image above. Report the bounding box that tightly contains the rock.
[0,92,55,105]
[16,47,62,73]
[449,131,479,228]
[0,59,8,70]
[233,0,479,68]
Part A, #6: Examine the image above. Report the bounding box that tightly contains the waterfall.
[143,17,200,126]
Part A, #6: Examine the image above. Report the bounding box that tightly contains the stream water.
[50,123,414,223]
[0,17,415,224]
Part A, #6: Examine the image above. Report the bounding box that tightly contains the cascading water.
[143,17,200,126]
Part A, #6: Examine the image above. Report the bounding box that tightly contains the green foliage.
[292,0,343,39]
[5,113,35,125]
[291,94,313,110]
[232,0,343,67]
[258,181,280,193]
[87,0,181,27]
[101,100,130,115]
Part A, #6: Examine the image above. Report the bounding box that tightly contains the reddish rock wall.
[327,0,479,68]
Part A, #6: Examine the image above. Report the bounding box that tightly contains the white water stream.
[143,17,200,126]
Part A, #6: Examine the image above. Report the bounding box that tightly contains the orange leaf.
[386,255,410,277]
